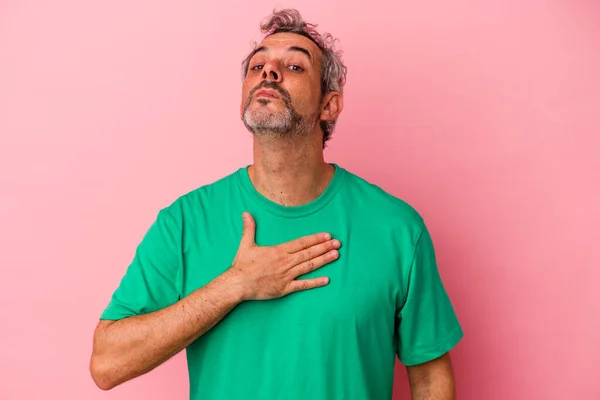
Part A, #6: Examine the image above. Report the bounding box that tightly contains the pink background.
[1,1,599,399]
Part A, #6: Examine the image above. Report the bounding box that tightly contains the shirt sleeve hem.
[99,305,137,321]
[399,326,464,366]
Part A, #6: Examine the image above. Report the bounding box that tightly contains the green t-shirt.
[101,163,463,399]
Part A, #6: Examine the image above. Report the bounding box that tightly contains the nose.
[262,61,282,83]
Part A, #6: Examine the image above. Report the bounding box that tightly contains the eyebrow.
[250,45,313,61]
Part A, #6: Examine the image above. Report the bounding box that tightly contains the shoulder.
[338,165,426,238]
[156,166,243,222]
[340,166,424,223]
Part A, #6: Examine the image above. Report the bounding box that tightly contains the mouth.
[255,90,280,99]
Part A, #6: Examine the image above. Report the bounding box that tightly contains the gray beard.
[242,98,318,138]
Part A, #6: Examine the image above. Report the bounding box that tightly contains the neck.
[248,131,334,207]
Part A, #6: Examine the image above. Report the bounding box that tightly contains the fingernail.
[333,240,340,248]
[324,233,331,240]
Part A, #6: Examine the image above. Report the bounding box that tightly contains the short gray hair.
[241,9,347,146]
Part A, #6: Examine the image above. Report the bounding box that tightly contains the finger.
[293,249,339,276]
[286,277,330,293]
[280,232,332,254]
[293,239,341,265]
[240,212,256,246]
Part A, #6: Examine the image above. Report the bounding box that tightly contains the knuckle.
[299,238,308,250]
[304,249,313,262]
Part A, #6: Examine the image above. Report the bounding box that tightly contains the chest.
[180,213,405,332]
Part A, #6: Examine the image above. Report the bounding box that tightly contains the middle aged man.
[91,8,464,400]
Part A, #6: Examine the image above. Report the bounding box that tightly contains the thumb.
[240,212,256,246]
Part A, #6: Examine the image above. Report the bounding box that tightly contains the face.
[240,32,325,137]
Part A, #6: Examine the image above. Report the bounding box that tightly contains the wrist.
[216,268,251,303]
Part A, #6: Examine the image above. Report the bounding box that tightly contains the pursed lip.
[255,89,280,99]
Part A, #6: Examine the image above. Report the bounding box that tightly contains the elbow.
[90,320,121,390]
[89,354,117,391]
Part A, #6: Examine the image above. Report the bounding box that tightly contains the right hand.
[225,212,341,301]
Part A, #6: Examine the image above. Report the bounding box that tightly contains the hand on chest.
[183,217,403,330]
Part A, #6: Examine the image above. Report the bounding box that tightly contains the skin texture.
[90,31,457,398]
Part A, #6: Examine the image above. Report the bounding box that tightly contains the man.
[90,9,463,400]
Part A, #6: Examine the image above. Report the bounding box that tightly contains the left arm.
[406,352,456,400]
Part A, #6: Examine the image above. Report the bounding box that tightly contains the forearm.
[407,353,456,400]
[90,271,243,390]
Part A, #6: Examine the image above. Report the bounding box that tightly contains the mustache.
[249,81,292,104]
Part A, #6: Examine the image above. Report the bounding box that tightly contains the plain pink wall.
[1,1,598,399]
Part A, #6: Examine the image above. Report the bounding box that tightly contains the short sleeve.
[100,208,183,320]
[396,223,463,366]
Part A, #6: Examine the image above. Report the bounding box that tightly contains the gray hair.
[241,9,347,146]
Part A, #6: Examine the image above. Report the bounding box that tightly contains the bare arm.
[90,212,340,390]
[90,273,243,390]
[406,353,456,400]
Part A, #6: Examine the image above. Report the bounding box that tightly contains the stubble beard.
[242,85,319,140]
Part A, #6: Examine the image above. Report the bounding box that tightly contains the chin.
[243,109,292,134]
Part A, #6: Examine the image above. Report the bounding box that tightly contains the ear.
[319,91,343,122]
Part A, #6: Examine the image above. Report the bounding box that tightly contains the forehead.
[255,32,323,62]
